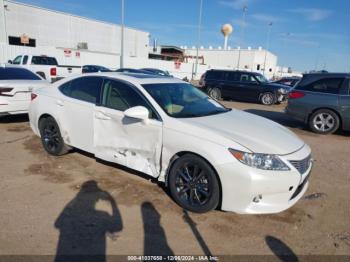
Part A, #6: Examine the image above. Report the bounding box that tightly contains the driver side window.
[12,56,22,65]
[102,79,157,119]
[240,74,257,83]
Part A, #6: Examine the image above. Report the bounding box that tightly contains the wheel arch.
[308,107,343,129]
[38,113,54,128]
[37,113,67,142]
[164,150,223,209]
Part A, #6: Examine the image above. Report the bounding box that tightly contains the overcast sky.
[16,0,350,72]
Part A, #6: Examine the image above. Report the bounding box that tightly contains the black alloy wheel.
[168,154,220,213]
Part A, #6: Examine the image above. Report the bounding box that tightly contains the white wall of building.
[1,0,149,59]
[0,0,289,80]
[184,47,278,79]
[0,0,6,43]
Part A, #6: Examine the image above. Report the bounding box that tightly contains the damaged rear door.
[94,78,162,177]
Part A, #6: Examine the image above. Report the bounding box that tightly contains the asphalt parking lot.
[0,101,349,258]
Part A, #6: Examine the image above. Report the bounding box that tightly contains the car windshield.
[0,67,41,80]
[142,83,230,118]
[255,74,268,83]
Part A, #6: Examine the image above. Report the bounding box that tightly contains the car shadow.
[0,114,29,123]
[245,109,350,137]
[265,235,298,262]
[54,180,123,262]
[72,148,173,200]
[244,109,305,129]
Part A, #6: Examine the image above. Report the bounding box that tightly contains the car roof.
[207,69,256,74]
[303,73,350,78]
[74,72,183,85]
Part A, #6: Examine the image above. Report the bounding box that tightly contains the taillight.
[31,93,38,101]
[289,91,305,99]
[0,87,13,96]
[50,67,57,76]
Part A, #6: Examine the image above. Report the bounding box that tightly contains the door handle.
[95,111,111,120]
[56,100,64,106]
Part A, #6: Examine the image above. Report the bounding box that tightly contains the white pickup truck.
[9,55,82,83]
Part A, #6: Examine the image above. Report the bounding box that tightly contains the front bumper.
[277,93,288,103]
[217,144,312,214]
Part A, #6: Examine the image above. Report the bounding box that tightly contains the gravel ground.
[0,101,349,259]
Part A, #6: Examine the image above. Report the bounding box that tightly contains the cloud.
[218,0,252,10]
[289,8,333,21]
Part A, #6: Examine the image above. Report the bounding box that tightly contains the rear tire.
[39,117,69,156]
[309,109,340,134]
[168,154,220,213]
[208,87,222,100]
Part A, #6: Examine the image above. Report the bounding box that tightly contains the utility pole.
[237,5,247,69]
[263,22,272,76]
[194,0,203,80]
[120,0,125,68]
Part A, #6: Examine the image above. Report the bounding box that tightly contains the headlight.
[278,88,287,94]
[229,149,290,171]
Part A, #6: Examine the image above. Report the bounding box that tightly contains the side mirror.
[8,60,12,64]
[124,106,149,120]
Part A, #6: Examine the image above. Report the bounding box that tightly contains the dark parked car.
[141,68,172,77]
[274,77,301,87]
[201,70,291,105]
[286,73,350,134]
[82,65,111,73]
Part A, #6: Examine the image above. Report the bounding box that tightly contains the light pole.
[194,0,203,80]
[263,22,272,76]
[237,5,247,69]
[2,4,8,44]
[120,0,125,68]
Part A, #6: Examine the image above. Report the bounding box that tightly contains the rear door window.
[59,77,103,104]
[31,56,58,65]
[227,72,239,81]
[206,71,224,80]
[298,78,344,94]
[22,56,29,65]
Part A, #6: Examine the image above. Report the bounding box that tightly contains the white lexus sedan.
[29,73,312,214]
[0,64,49,116]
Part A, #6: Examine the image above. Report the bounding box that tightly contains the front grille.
[289,155,312,174]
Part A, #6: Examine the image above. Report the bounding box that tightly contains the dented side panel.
[93,106,162,177]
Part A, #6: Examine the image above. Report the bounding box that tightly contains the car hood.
[264,82,292,91]
[180,109,304,155]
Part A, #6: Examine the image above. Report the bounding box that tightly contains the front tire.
[168,154,220,213]
[260,92,276,105]
[39,117,69,156]
[309,109,340,134]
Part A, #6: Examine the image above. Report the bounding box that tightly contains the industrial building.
[0,0,290,79]
[0,0,148,68]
